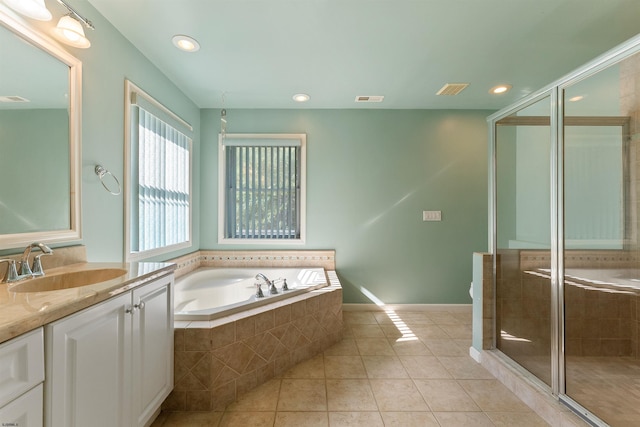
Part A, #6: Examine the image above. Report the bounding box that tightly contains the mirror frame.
[0,7,81,250]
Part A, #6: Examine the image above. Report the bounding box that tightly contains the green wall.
[26,4,202,262]
[201,109,490,304]
[6,6,490,304]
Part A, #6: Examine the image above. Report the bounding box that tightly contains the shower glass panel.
[495,95,552,387]
[562,52,640,426]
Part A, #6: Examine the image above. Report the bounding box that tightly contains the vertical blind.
[225,143,300,239]
[136,107,191,252]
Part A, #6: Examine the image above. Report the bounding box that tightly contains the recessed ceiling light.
[172,35,200,52]
[292,93,310,102]
[568,95,585,102]
[489,84,512,95]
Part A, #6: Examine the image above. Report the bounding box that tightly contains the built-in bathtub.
[163,250,343,412]
[174,267,329,321]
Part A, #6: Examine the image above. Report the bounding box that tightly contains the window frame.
[217,133,307,245]
[124,80,193,261]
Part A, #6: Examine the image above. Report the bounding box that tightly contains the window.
[125,80,193,260]
[218,133,306,244]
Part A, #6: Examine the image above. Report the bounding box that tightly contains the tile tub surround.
[169,250,336,279]
[164,273,343,411]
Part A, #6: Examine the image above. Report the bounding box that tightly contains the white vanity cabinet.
[44,273,174,427]
[0,328,44,427]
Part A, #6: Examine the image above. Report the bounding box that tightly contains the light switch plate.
[422,210,442,221]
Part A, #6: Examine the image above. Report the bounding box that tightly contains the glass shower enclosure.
[489,34,640,427]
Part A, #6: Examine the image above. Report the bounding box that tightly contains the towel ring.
[94,165,121,196]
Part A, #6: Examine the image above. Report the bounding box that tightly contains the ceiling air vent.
[355,95,384,103]
[436,83,469,96]
[0,95,30,103]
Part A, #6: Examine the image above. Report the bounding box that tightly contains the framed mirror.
[0,7,81,250]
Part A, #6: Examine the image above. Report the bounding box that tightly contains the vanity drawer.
[0,383,43,427]
[0,328,44,408]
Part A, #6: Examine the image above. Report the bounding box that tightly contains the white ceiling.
[86,0,640,110]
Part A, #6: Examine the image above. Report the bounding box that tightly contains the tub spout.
[256,273,278,294]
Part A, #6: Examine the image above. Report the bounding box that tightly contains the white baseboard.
[342,303,472,312]
[469,346,481,363]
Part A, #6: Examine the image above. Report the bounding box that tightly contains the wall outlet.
[422,210,442,221]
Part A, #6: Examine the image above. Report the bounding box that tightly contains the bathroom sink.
[8,268,128,293]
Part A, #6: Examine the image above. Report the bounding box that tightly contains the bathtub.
[174,267,328,320]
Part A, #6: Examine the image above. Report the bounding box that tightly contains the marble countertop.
[0,261,175,344]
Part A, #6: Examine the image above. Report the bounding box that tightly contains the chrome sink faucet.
[0,243,53,283]
[21,242,53,277]
[0,259,20,283]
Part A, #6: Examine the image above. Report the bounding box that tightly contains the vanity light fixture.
[292,93,310,102]
[52,14,90,48]
[490,84,512,95]
[3,0,52,20]
[50,0,94,49]
[172,35,200,52]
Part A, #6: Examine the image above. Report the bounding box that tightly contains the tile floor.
[152,308,549,426]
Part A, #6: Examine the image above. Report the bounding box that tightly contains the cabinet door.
[0,384,43,427]
[45,293,132,427]
[132,275,173,426]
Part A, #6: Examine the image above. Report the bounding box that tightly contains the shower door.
[494,95,553,387]
[561,50,640,427]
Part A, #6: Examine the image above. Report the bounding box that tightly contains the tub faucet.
[255,282,264,298]
[256,273,278,294]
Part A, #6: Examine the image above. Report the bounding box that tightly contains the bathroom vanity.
[0,256,175,427]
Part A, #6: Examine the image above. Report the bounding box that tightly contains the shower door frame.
[488,33,640,427]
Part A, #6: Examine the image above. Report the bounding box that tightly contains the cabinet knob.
[134,301,145,310]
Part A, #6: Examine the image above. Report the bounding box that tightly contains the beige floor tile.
[328,411,385,427]
[423,339,469,357]
[277,378,327,411]
[427,312,465,325]
[362,355,409,378]
[342,326,355,338]
[324,338,360,356]
[380,411,440,427]
[351,324,387,338]
[433,411,495,427]
[324,355,367,378]
[412,325,451,340]
[393,312,434,325]
[486,411,550,426]
[281,354,325,378]
[355,338,396,355]
[399,355,452,379]
[388,338,432,356]
[413,379,480,412]
[459,379,531,412]
[225,379,281,411]
[160,411,223,427]
[379,325,405,339]
[326,379,378,411]
[440,324,473,340]
[438,356,495,379]
[369,379,429,411]
[343,311,378,325]
[373,311,399,325]
[218,411,275,427]
[451,311,473,324]
[274,411,328,427]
